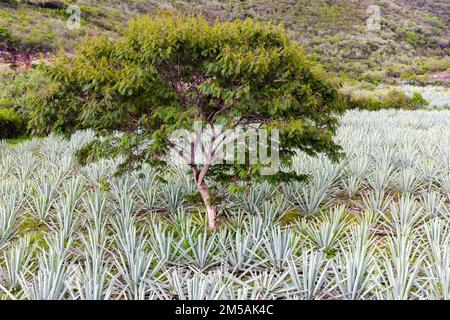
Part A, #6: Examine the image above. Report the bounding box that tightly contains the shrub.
[410,92,428,108]
[0,108,24,139]
[343,87,424,111]
[0,68,50,135]
[405,31,418,46]
[344,95,383,111]
[382,90,415,109]
[0,27,12,43]
[0,0,18,7]
[419,57,450,73]
[25,1,66,10]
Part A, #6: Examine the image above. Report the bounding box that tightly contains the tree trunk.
[197,181,217,231]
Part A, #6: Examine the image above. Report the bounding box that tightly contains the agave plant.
[160,184,187,213]
[111,213,145,267]
[341,175,362,199]
[245,215,271,242]
[332,223,377,300]
[347,155,369,179]
[14,151,36,181]
[18,233,71,300]
[55,196,78,240]
[376,233,423,300]
[110,177,135,216]
[135,167,160,212]
[416,160,441,190]
[0,235,34,291]
[222,284,262,300]
[438,173,450,198]
[301,206,347,250]
[421,218,450,300]
[147,220,182,266]
[60,177,84,210]
[233,182,275,213]
[81,159,114,187]
[289,183,331,217]
[113,247,155,300]
[261,226,296,271]
[397,143,420,169]
[286,251,330,300]
[420,191,446,218]
[220,229,261,271]
[66,259,116,300]
[30,180,57,223]
[422,240,450,300]
[366,164,393,196]
[168,270,226,300]
[252,197,289,230]
[245,269,288,300]
[83,190,108,228]
[362,191,392,215]
[381,195,424,235]
[395,168,420,195]
[0,195,20,245]
[182,230,217,271]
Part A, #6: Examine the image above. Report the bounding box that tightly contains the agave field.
[392,85,450,109]
[0,109,449,300]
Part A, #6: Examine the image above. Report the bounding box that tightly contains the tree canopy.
[28,13,345,229]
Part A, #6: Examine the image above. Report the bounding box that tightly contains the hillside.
[0,3,450,303]
[1,0,449,81]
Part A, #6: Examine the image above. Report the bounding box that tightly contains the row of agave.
[0,109,449,300]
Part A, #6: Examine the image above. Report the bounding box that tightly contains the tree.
[28,14,345,230]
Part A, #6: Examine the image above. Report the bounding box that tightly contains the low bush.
[382,90,415,109]
[410,92,429,108]
[419,57,450,73]
[404,31,418,46]
[342,87,428,111]
[0,27,13,44]
[25,0,66,10]
[0,0,18,7]
[0,68,51,138]
[0,108,25,139]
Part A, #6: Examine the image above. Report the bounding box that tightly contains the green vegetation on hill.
[1,0,449,80]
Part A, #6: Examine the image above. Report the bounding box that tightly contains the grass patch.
[5,135,31,145]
